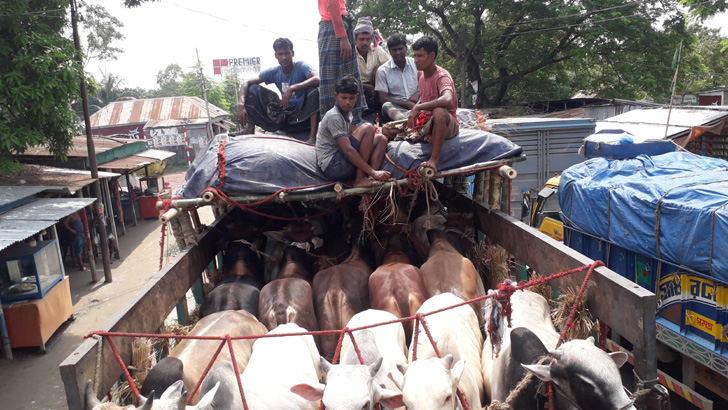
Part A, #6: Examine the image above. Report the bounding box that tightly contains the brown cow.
[369,236,427,345]
[419,229,486,327]
[312,243,374,361]
[141,310,267,404]
[277,246,314,282]
[259,277,320,345]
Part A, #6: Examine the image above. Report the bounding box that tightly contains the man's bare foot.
[352,177,384,188]
[420,159,438,175]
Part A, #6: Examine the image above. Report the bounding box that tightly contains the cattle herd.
[86,201,638,410]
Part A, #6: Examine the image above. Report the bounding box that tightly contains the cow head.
[85,379,219,410]
[291,356,404,410]
[397,355,464,410]
[522,337,634,410]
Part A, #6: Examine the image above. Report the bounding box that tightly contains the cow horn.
[369,357,383,376]
[84,380,101,410]
[549,350,562,361]
[320,356,332,374]
[137,395,154,410]
[177,391,188,408]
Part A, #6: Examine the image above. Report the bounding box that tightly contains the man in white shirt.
[375,33,420,122]
[354,17,390,115]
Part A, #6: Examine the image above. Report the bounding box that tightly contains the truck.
[59,128,668,410]
[524,150,728,409]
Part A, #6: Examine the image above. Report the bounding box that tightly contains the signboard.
[147,126,186,148]
[213,57,261,76]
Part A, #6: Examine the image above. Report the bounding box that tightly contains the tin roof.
[144,118,211,128]
[98,149,175,172]
[0,186,50,213]
[0,198,96,251]
[0,164,119,196]
[22,135,146,158]
[90,96,229,128]
[597,106,728,140]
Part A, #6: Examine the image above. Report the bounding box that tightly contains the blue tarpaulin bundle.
[559,152,728,281]
[182,128,522,199]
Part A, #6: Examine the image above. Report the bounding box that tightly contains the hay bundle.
[471,242,509,289]
[552,286,596,341]
[152,322,193,357]
[527,273,552,303]
[109,338,155,406]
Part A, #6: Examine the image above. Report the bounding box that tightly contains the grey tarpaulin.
[182,128,522,198]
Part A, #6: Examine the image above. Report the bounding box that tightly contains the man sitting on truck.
[237,38,321,142]
[375,33,419,122]
[383,35,459,174]
[316,75,391,188]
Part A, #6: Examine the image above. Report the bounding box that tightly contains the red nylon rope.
[217,140,226,191]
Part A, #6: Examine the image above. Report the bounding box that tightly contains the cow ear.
[291,383,325,401]
[320,356,332,374]
[450,359,466,386]
[160,380,184,400]
[375,384,406,409]
[369,357,383,376]
[522,364,553,382]
[195,381,219,410]
[586,336,596,344]
[440,354,454,369]
[609,351,629,368]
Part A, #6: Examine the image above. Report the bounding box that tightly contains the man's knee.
[359,122,375,134]
[374,132,388,145]
[432,107,449,121]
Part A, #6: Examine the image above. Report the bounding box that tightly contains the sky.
[85,0,728,91]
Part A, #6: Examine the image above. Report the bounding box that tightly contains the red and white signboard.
[213,57,261,76]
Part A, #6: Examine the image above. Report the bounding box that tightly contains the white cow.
[482,289,635,410]
[85,379,218,410]
[340,309,408,401]
[240,323,323,409]
[399,293,484,410]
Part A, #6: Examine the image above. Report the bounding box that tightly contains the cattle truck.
[59,153,669,410]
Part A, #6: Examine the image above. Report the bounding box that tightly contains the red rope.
[204,187,343,222]
[158,223,166,271]
[186,339,227,405]
[87,261,603,408]
[226,335,249,410]
[217,140,226,191]
[599,321,609,351]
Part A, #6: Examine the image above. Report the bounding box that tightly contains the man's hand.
[407,105,421,128]
[237,103,248,124]
[340,37,353,60]
[281,88,294,108]
[370,169,391,182]
[402,100,416,110]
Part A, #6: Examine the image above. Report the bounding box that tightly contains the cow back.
[369,264,426,345]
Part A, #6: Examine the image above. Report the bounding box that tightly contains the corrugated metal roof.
[0,165,119,196]
[0,198,95,251]
[0,186,49,213]
[22,135,144,158]
[486,117,597,132]
[597,106,728,140]
[90,96,229,128]
[98,149,175,172]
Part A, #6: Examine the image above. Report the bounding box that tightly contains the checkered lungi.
[318,14,367,123]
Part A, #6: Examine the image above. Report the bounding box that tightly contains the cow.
[85,379,218,410]
[482,290,634,409]
[276,246,315,282]
[141,310,267,404]
[339,310,408,397]
[369,236,427,345]
[399,293,484,410]
[258,277,319,347]
[419,229,486,326]
[312,243,374,360]
[240,323,324,409]
[291,356,404,410]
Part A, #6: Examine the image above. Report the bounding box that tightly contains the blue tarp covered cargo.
[182,128,522,199]
[559,152,728,282]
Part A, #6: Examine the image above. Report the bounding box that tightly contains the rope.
[92,335,103,394]
[159,223,167,272]
[86,262,602,408]
[217,140,226,191]
[202,187,341,222]
[488,356,551,410]
[185,339,227,405]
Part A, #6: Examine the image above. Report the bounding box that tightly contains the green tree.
[88,71,136,113]
[153,63,184,97]
[352,0,693,106]
[0,0,81,172]
[675,26,728,102]
[78,2,125,67]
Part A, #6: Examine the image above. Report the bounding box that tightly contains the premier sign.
[213,57,261,76]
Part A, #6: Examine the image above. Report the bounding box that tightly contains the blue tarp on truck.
[559,152,728,282]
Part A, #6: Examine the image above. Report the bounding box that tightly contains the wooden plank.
[59,213,228,410]
[696,362,728,402]
[446,190,658,386]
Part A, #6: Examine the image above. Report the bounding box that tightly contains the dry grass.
[472,243,510,289]
[527,273,553,303]
[552,286,595,341]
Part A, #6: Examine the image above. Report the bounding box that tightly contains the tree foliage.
[675,26,728,102]
[78,2,125,66]
[352,0,696,106]
[0,0,81,172]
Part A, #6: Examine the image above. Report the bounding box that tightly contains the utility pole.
[665,41,683,140]
[196,49,214,140]
[70,0,112,282]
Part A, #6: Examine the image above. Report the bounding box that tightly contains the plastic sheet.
[559,152,728,281]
